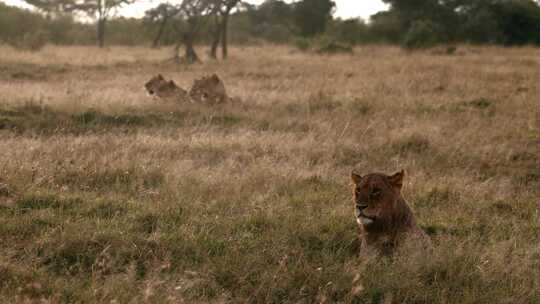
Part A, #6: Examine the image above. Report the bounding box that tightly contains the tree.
[293,0,335,37]
[402,19,442,49]
[247,0,294,28]
[458,2,503,43]
[23,0,134,47]
[242,0,296,43]
[0,2,48,49]
[455,0,540,45]
[379,0,540,46]
[89,0,135,47]
[209,0,241,59]
[328,18,370,45]
[381,0,460,41]
[369,11,402,43]
[172,0,217,63]
[144,3,180,48]
[490,0,540,45]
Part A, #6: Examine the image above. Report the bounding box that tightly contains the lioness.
[351,170,429,255]
[189,74,228,104]
[144,74,190,102]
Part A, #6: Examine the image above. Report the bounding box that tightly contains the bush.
[294,37,311,51]
[493,0,540,45]
[369,11,403,44]
[315,36,353,54]
[255,24,293,44]
[402,20,443,50]
[0,3,48,49]
[430,45,458,56]
[459,7,504,44]
[326,18,370,45]
[15,30,48,51]
[445,45,457,55]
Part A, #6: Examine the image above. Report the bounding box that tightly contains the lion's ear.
[351,171,362,184]
[157,74,164,80]
[388,170,404,189]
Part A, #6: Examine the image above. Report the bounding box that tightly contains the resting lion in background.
[351,170,430,255]
[145,74,229,104]
[144,74,190,102]
[189,74,228,104]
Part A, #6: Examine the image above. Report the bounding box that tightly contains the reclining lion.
[189,74,228,104]
[144,74,190,102]
[144,74,228,104]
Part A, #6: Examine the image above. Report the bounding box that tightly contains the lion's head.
[144,74,187,100]
[145,74,166,96]
[351,170,429,255]
[189,74,228,104]
[351,170,409,231]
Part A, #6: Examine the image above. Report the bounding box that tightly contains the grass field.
[0,44,539,303]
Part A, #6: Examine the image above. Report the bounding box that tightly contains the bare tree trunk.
[210,16,221,59]
[184,34,200,63]
[210,33,220,59]
[97,17,106,48]
[152,17,168,48]
[221,13,229,59]
[173,41,182,63]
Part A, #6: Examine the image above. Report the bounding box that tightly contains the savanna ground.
[0,44,539,303]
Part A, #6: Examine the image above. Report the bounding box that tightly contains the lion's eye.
[370,188,381,198]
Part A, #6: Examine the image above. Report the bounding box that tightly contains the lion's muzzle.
[356,204,374,225]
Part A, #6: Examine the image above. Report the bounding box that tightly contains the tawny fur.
[145,74,229,104]
[351,170,430,255]
[144,74,190,102]
[189,74,228,104]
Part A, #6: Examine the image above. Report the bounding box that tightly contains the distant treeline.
[2,0,540,51]
[0,3,156,48]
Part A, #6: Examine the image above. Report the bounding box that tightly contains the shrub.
[444,45,457,55]
[256,24,293,44]
[430,45,458,56]
[315,36,353,54]
[402,20,443,50]
[14,30,48,51]
[294,37,311,51]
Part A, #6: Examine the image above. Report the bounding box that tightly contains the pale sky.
[2,0,388,21]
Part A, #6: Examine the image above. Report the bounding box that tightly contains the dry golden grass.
[0,44,539,303]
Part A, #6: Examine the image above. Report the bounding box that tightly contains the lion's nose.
[357,204,368,211]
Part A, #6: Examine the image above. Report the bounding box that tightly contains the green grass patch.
[14,194,82,214]
[54,166,164,193]
[38,231,157,277]
[0,103,251,135]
